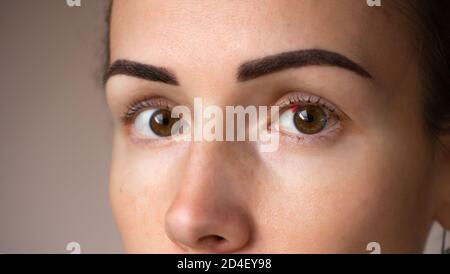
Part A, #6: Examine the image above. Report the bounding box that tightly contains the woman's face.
[105,0,450,253]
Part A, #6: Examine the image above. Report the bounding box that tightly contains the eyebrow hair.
[104,59,179,85]
[237,49,372,82]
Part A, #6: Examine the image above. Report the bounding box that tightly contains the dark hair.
[103,1,450,136]
[406,0,450,137]
[103,1,112,85]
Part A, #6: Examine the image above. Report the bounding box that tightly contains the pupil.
[299,110,314,123]
[155,113,170,125]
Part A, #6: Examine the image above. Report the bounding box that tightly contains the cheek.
[108,120,436,252]
[258,130,435,252]
[109,133,187,252]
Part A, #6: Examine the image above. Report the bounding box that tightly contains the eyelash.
[277,92,338,112]
[120,92,346,145]
[121,96,173,124]
[274,92,344,145]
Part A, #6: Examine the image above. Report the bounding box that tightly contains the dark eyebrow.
[237,49,372,82]
[104,59,179,85]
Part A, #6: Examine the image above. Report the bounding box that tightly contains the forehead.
[109,0,413,82]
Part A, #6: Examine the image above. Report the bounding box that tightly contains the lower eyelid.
[278,122,344,146]
[127,124,178,147]
[128,134,178,148]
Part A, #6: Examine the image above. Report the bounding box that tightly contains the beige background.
[0,0,445,254]
[0,0,122,253]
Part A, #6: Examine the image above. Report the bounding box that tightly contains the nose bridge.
[178,142,234,204]
[186,140,257,186]
[164,141,254,253]
[188,141,229,180]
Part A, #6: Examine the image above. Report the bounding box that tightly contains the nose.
[165,200,251,253]
[165,143,253,253]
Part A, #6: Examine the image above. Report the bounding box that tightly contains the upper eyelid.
[121,92,345,121]
[275,92,340,115]
[122,97,175,123]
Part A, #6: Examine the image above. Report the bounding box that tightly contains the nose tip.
[165,204,251,253]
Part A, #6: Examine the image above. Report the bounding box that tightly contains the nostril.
[198,235,227,247]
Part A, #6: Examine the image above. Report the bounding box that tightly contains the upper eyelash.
[121,97,173,124]
[276,92,338,114]
[121,92,343,125]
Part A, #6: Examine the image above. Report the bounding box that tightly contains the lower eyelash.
[280,122,343,146]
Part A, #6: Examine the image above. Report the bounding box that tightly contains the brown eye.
[149,109,179,137]
[293,105,328,134]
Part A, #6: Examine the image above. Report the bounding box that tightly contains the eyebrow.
[104,59,179,85]
[237,49,372,82]
[104,49,372,85]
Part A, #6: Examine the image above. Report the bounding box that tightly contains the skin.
[105,0,450,253]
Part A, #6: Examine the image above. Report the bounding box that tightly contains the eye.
[273,93,343,141]
[134,108,180,138]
